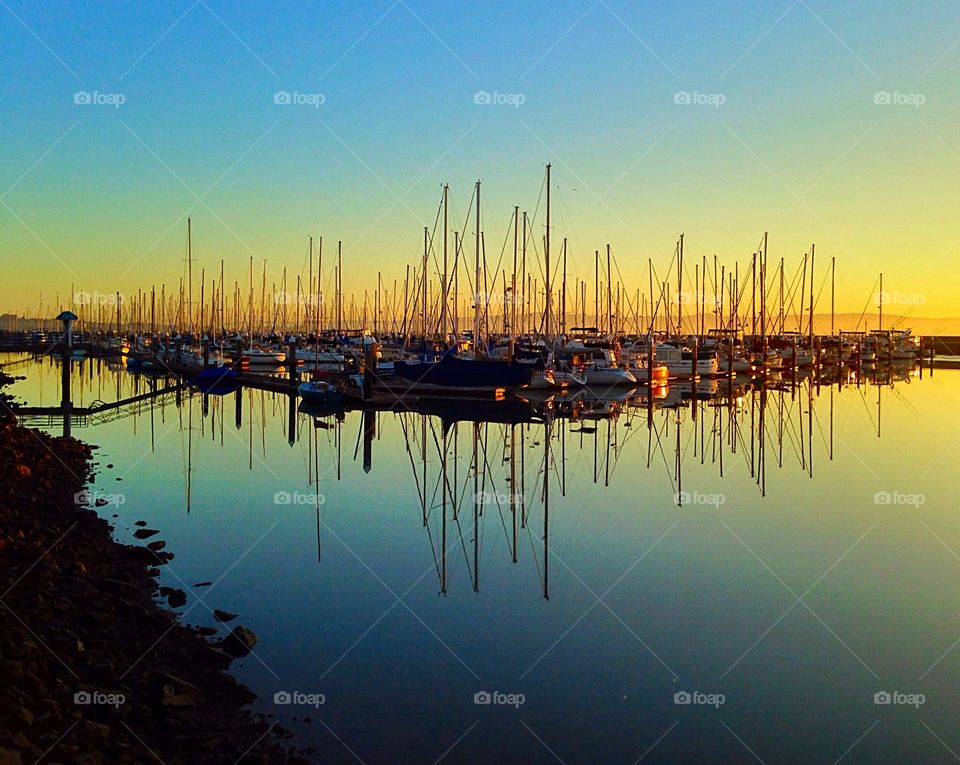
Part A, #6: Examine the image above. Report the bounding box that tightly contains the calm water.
[7,354,960,764]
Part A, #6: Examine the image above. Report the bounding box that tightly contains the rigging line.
[552,181,589,274]
[398,415,427,507]
[885,383,921,418]
[451,501,473,584]
[649,412,679,495]
[475,426,513,559]
[888,302,920,330]
[853,276,881,332]
[855,385,879,438]
[523,519,546,590]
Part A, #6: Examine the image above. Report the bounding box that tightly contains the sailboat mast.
[761,232,768,355]
[337,241,342,338]
[442,184,449,345]
[561,238,567,338]
[831,256,836,335]
[545,163,552,345]
[809,244,815,345]
[422,227,428,343]
[317,236,323,339]
[677,233,684,336]
[521,211,527,339]
[474,179,481,355]
[511,206,518,358]
[187,217,193,337]
[606,244,612,338]
[878,272,883,330]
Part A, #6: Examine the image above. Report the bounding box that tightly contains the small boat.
[553,369,587,387]
[190,366,237,388]
[630,362,670,384]
[193,366,237,384]
[393,355,532,391]
[298,399,346,420]
[654,343,719,378]
[191,366,239,394]
[243,348,286,365]
[298,380,344,403]
[527,369,560,389]
[583,365,637,386]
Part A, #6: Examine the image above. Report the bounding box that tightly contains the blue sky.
[1,1,958,316]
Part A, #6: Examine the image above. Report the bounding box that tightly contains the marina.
[4,1,960,761]
[1,344,956,763]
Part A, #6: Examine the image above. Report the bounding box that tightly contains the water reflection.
[6,353,956,764]
[11,353,925,597]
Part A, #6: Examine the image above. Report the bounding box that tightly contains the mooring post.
[287,336,297,387]
[56,311,78,438]
[234,334,244,377]
[363,342,378,400]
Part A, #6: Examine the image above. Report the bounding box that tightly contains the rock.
[0,748,22,765]
[218,626,258,658]
[195,627,218,637]
[193,581,212,588]
[159,587,187,608]
[134,520,146,527]
[0,661,23,682]
[146,540,165,551]
[133,529,159,540]
[205,646,235,667]
[12,706,34,727]
[161,690,196,707]
[83,720,110,738]
[213,610,237,623]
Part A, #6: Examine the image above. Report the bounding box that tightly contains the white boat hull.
[584,367,637,386]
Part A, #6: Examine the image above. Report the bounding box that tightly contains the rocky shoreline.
[0,372,310,763]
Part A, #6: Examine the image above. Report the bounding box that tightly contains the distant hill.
[803,313,960,336]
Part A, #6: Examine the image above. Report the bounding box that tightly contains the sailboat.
[395,177,537,392]
[394,353,533,390]
[298,379,344,403]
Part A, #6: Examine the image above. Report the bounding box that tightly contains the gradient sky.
[1,1,958,320]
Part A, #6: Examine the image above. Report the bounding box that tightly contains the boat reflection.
[14,353,927,597]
